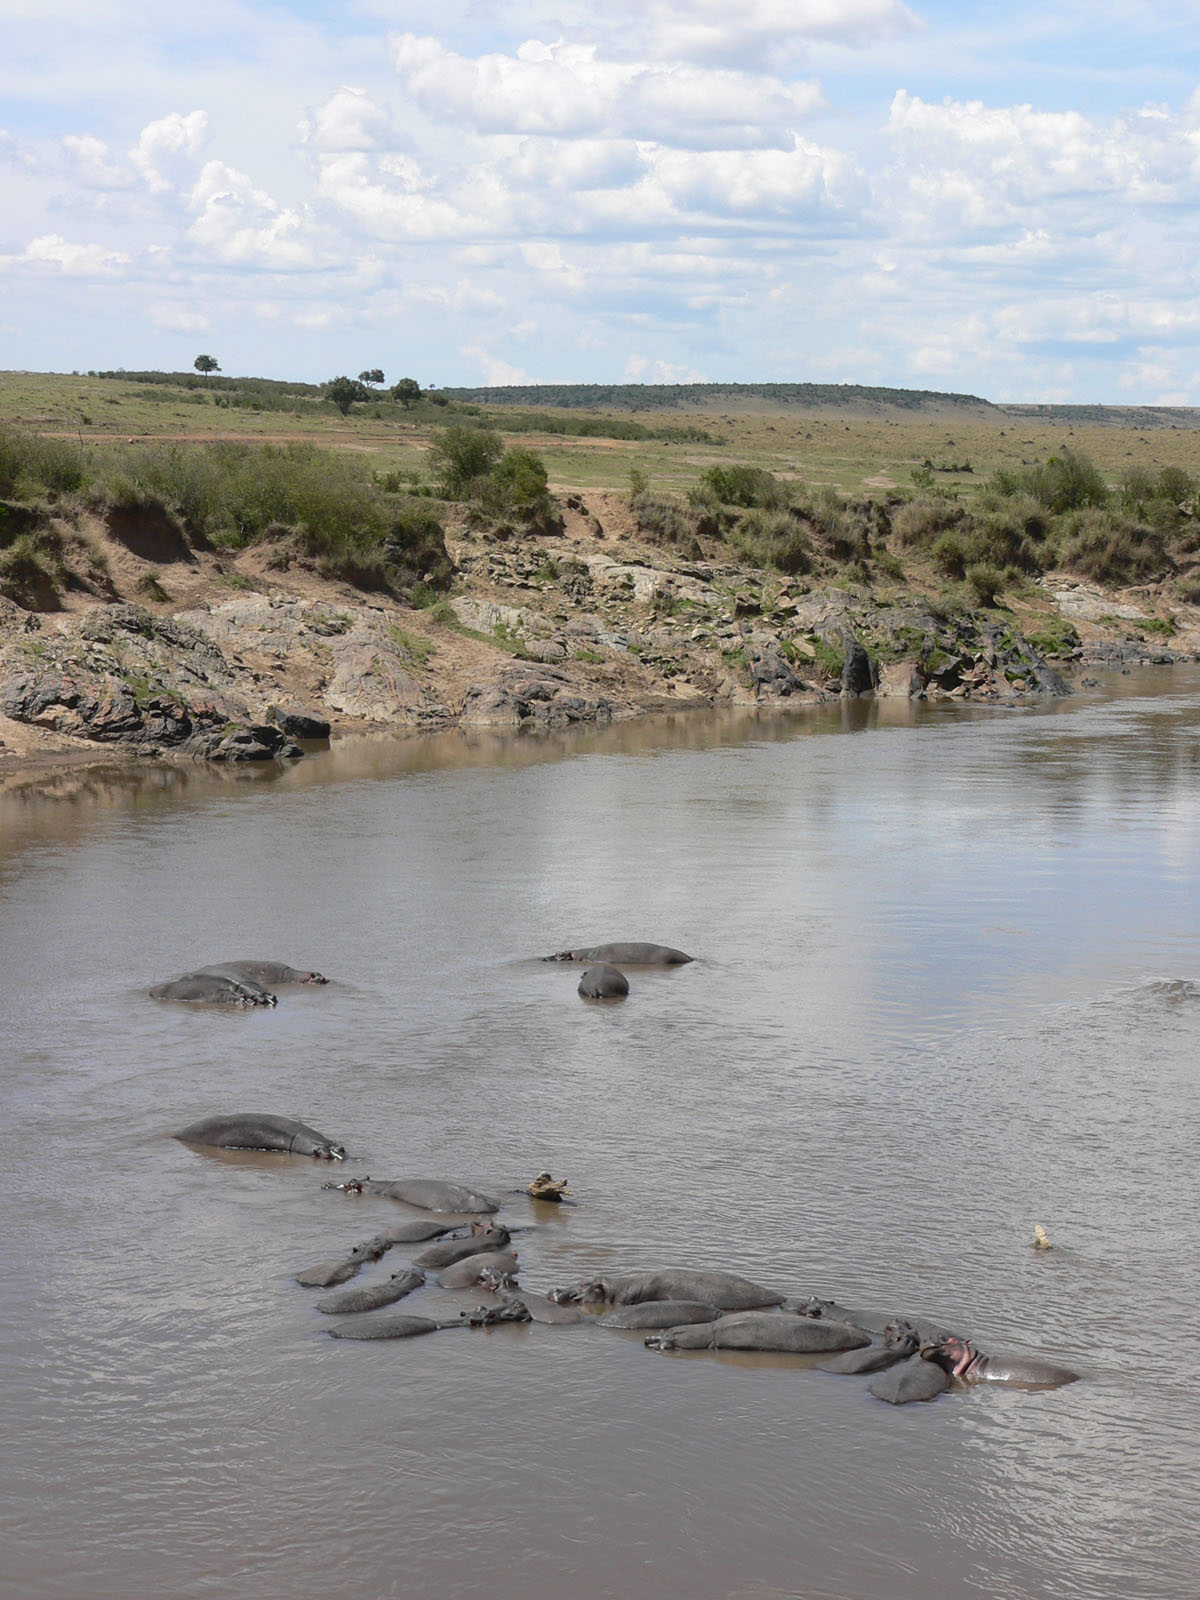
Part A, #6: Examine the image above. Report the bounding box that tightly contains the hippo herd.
[171,1056,1081,1407]
[150,943,690,1008]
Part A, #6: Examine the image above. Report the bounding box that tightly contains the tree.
[426,424,504,497]
[193,354,220,379]
[324,375,371,417]
[358,368,384,386]
[492,448,549,509]
[391,377,421,409]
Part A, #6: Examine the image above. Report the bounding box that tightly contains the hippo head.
[479,1265,519,1294]
[882,1320,920,1356]
[311,1141,346,1161]
[922,1333,980,1379]
[470,1218,504,1238]
[300,972,329,984]
[548,1276,609,1305]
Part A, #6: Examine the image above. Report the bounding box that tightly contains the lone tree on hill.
[391,376,421,409]
[193,354,220,379]
[324,375,371,416]
[358,368,384,386]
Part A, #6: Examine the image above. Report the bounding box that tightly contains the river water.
[2,670,1198,1600]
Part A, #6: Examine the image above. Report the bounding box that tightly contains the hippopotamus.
[791,1297,952,1346]
[924,1334,1080,1389]
[437,1249,519,1289]
[328,1314,452,1340]
[197,960,328,986]
[295,1231,396,1287]
[175,1114,344,1159]
[869,1353,953,1405]
[544,942,693,966]
[151,974,276,1007]
[549,1269,783,1310]
[497,1290,584,1326]
[339,1218,460,1245]
[414,1222,511,1270]
[350,1178,500,1214]
[817,1321,920,1375]
[646,1312,870,1354]
[597,1301,723,1330]
[578,964,629,999]
[317,1269,426,1315]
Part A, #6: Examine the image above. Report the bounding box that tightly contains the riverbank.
[2,479,1198,788]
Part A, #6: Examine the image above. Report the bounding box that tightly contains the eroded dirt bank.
[2,488,1197,786]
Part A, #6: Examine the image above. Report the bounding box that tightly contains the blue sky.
[2,0,1200,400]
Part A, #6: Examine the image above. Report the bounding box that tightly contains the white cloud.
[643,0,919,66]
[5,233,131,276]
[187,160,316,267]
[390,34,823,147]
[625,354,710,381]
[128,110,208,193]
[460,345,528,384]
[148,302,210,332]
[299,87,403,154]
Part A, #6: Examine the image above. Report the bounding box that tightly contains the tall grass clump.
[727,508,811,574]
[0,425,87,499]
[1053,508,1169,587]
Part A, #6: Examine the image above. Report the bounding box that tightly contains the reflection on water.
[1,666,1198,1600]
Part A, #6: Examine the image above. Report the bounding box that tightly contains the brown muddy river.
[2,671,1198,1600]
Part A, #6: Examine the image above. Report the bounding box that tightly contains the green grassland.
[4,368,1200,501]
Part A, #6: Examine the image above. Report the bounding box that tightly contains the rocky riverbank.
[2,488,1197,781]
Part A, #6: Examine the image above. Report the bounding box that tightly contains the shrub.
[631,493,695,546]
[729,508,811,575]
[965,562,1004,606]
[0,425,87,499]
[427,424,504,498]
[1027,449,1110,514]
[490,448,550,511]
[932,532,967,579]
[699,464,787,510]
[891,498,961,549]
[1055,508,1168,586]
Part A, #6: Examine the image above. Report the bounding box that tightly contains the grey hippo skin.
[925,1334,1080,1389]
[598,1300,723,1330]
[817,1322,920,1375]
[151,974,276,1008]
[545,942,693,966]
[317,1269,426,1315]
[360,1178,500,1214]
[647,1312,869,1354]
[329,1314,451,1341]
[869,1353,952,1405]
[578,964,630,1000]
[437,1249,519,1289]
[414,1223,511,1270]
[549,1269,784,1310]
[197,960,329,986]
[175,1114,345,1160]
[499,1290,584,1325]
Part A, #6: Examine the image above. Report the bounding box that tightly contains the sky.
[2,0,1200,401]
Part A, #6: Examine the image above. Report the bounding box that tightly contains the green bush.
[427,424,504,498]
[1055,508,1168,586]
[699,464,787,510]
[965,562,1004,606]
[0,426,87,499]
[631,493,695,546]
[729,508,811,575]
[891,498,961,548]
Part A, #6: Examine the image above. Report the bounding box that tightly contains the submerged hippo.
[597,1301,723,1330]
[549,1269,783,1310]
[151,973,276,1008]
[328,1314,451,1341]
[437,1249,519,1289]
[578,964,629,1000]
[869,1353,953,1405]
[817,1321,921,1375]
[197,960,329,986]
[175,1114,345,1160]
[414,1223,511,1270]
[351,1178,500,1214]
[647,1312,869,1354]
[924,1334,1080,1389]
[498,1290,584,1326]
[317,1269,426,1316]
[544,942,693,966]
